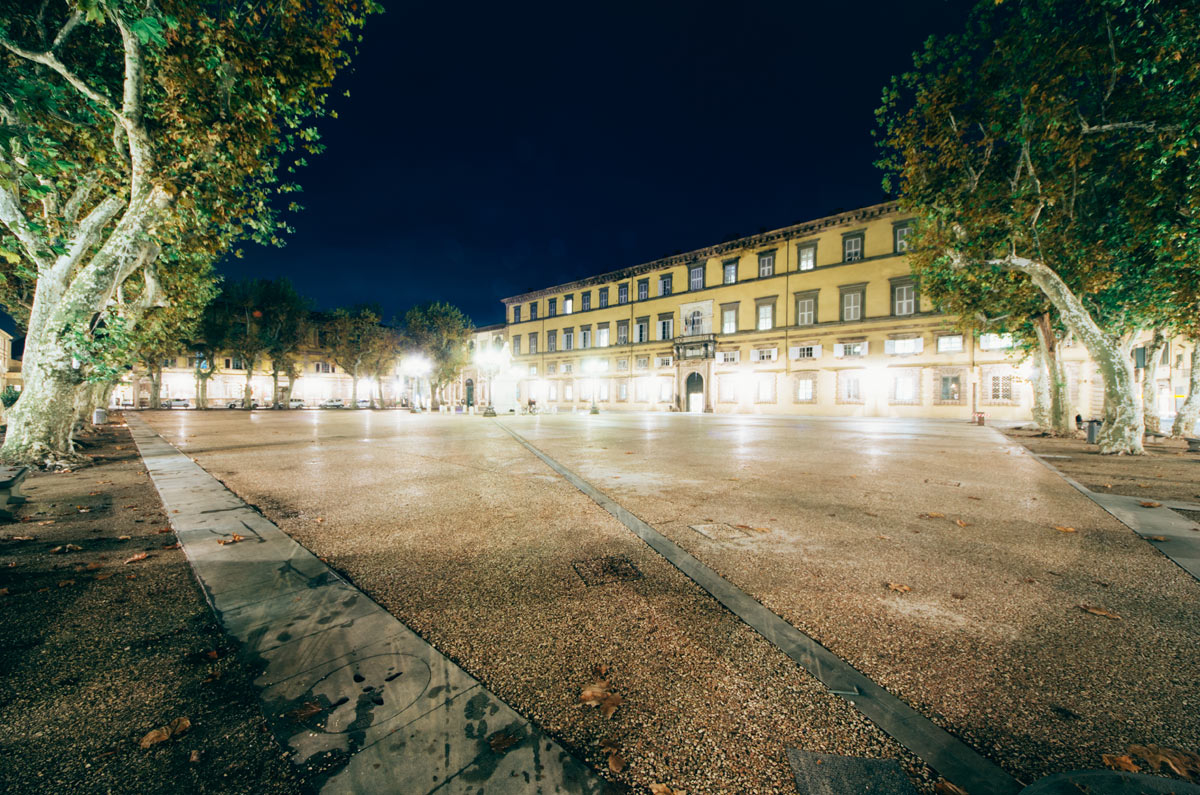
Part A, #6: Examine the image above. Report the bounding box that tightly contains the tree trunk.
[999,257,1143,454]
[377,378,384,409]
[272,369,281,408]
[1142,329,1166,433]
[242,358,255,408]
[1033,314,1073,435]
[1,346,81,466]
[350,374,359,408]
[1029,346,1052,431]
[1172,337,1199,437]
[149,365,163,410]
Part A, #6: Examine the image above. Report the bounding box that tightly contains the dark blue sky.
[219,0,972,327]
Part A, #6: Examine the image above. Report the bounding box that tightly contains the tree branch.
[0,183,51,270]
[49,193,124,283]
[0,35,120,119]
[1080,120,1181,135]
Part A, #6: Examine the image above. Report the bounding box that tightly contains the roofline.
[501,201,900,305]
[474,322,505,333]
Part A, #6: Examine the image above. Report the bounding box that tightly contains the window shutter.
[768,348,778,361]
[914,337,924,353]
[833,343,844,358]
[789,346,801,360]
[750,349,761,362]
[884,340,897,355]
[861,341,869,355]
[812,344,823,358]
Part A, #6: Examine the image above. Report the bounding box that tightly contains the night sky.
[219,0,974,327]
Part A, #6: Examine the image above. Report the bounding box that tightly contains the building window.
[635,356,649,370]
[656,355,673,368]
[635,318,649,343]
[936,371,965,404]
[563,329,574,351]
[547,363,558,375]
[722,306,738,334]
[689,265,705,291]
[659,274,672,296]
[529,302,538,320]
[565,382,574,401]
[894,224,913,253]
[580,328,591,348]
[717,350,740,364]
[843,233,864,262]
[528,333,538,354]
[637,279,649,301]
[683,310,704,335]
[755,375,776,403]
[598,380,610,401]
[718,374,738,403]
[659,379,673,403]
[757,302,774,331]
[548,298,557,317]
[885,336,923,355]
[599,287,609,308]
[750,347,778,362]
[512,335,521,354]
[789,344,821,360]
[984,371,1016,403]
[616,320,629,344]
[635,379,649,402]
[563,362,573,374]
[893,283,916,316]
[758,251,775,278]
[513,306,521,323]
[658,317,673,340]
[980,333,1014,350]
[890,369,921,405]
[835,341,866,358]
[723,260,738,284]
[837,371,864,403]
[618,382,628,401]
[597,326,610,347]
[795,293,817,326]
[798,243,816,271]
[547,330,557,352]
[617,357,629,371]
[937,334,964,353]
[581,292,591,311]
[564,295,574,314]
[314,361,332,374]
[795,373,817,403]
[529,365,538,376]
[841,288,864,322]
[618,284,629,304]
[547,382,558,401]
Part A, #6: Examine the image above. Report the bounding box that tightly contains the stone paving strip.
[1024,446,1200,582]
[497,421,1022,795]
[126,414,606,795]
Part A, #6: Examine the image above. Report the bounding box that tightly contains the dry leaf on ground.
[188,749,200,763]
[1053,526,1077,533]
[124,552,149,564]
[601,694,623,719]
[934,781,969,795]
[887,582,912,593]
[1102,754,1140,773]
[95,573,112,580]
[138,727,171,749]
[1079,604,1121,620]
[11,535,35,541]
[117,535,131,540]
[286,702,322,722]
[157,527,172,534]
[58,579,75,588]
[488,730,519,753]
[1149,535,1167,542]
[607,751,625,773]
[1128,744,1200,779]
[217,533,245,546]
[37,520,55,526]
[168,717,191,736]
[1140,501,1162,508]
[919,512,945,519]
[580,679,610,706]
[86,562,102,570]
[650,785,684,795]
[955,519,970,528]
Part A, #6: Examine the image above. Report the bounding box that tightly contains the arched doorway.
[465,378,475,407]
[685,372,704,413]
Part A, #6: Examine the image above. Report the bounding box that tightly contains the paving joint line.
[496,419,1023,795]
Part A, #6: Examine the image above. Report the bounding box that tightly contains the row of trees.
[0,1,379,465]
[134,277,473,412]
[876,0,1200,454]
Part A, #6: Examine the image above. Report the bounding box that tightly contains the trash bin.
[1086,419,1102,444]
[92,407,107,425]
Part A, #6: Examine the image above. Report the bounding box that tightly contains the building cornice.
[501,201,900,305]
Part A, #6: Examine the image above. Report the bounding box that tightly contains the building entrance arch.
[466,378,475,407]
[685,371,704,413]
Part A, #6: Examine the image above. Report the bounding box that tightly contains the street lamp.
[402,355,431,413]
[473,345,508,417]
[583,358,602,414]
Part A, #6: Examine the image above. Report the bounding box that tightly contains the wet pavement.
[138,409,1200,793]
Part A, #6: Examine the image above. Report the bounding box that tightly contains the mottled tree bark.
[1033,314,1073,435]
[1172,338,1199,437]
[1142,329,1166,433]
[1029,346,1052,431]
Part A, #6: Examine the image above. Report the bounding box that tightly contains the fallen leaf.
[168,717,191,737]
[649,785,682,795]
[607,751,626,773]
[124,552,149,564]
[934,782,969,795]
[89,491,100,496]
[189,750,200,763]
[488,730,519,753]
[205,650,219,659]
[10,535,35,541]
[1079,604,1121,620]
[592,663,609,678]
[1128,744,1200,779]
[86,562,102,570]
[118,535,131,540]
[1140,501,1162,508]
[286,702,322,722]
[1102,754,1140,773]
[876,534,892,540]
[1149,535,1167,542]
[163,542,181,549]
[138,727,171,749]
[887,582,912,593]
[37,520,55,526]
[580,680,610,706]
[315,517,324,523]
[955,519,970,528]
[601,693,623,719]
[216,533,245,546]
[126,574,136,580]
[77,508,91,513]
[918,512,945,519]
[156,527,172,534]
[1053,526,1077,533]
[58,579,75,588]
[95,573,112,580]
[967,495,982,500]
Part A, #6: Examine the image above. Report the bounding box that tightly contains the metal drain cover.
[690,523,750,541]
[572,555,643,586]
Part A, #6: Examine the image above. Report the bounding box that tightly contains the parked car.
[163,398,190,409]
[356,398,372,409]
[287,398,305,409]
[319,398,344,409]
[226,399,262,409]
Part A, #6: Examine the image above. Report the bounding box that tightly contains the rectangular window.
[838,372,864,403]
[618,283,629,304]
[547,363,557,375]
[581,292,591,311]
[687,265,703,291]
[885,337,923,355]
[547,330,557,352]
[795,374,817,403]
[598,381,610,401]
[563,363,573,374]
[656,355,673,368]
[895,224,913,253]
[893,283,916,315]
[547,382,558,401]
[565,383,573,401]
[718,374,738,403]
[597,327,610,347]
[757,303,774,331]
[659,274,672,296]
[512,335,521,354]
[939,374,962,403]
[789,345,821,360]
[636,356,649,370]
[564,295,574,314]
[835,341,866,358]
[528,333,538,354]
[635,318,649,343]
[658,318,673,340]
[990,374,1013,400]
[722,306,738,334]
[619,382,628,400]
[756,375,776,403]
[617,358,629,371]
[758,251,775,278]
[529,302,538,320]
[548,298,557,317]
[723,260,738,284]
[529,365,538,376]
[635,379,649,402]
[796,296,816,326]
[637,279,649,301]
[937,335,964,353]
[891,370,921,404]
[843,234,864,262]
[616,320,629,344]
[842,290,863,321]
[980,333,1014,350]
[599,287,609,308]
[717,350,740,364]
[580,328,591,348]
[798,243,816,271]
[513,306,521,323]
[563,329,574,351]
[750,348,778,362]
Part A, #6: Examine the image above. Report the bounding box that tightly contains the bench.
[0,465,29,522]
[1186,437,1200,453]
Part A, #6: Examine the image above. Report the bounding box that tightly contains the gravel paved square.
[140,409,1200,793]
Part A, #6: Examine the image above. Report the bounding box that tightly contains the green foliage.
[401,302,473,389]
[0,386,20,408]
[323,305,383,378]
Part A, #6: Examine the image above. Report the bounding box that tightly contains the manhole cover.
[690,523,750,541]
[573,555,643,586]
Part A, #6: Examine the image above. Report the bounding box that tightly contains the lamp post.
[474,345,506,417]
[402,355,431,413]
[583,358,601,414]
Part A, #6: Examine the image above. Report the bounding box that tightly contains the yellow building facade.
[501,202,1183,421]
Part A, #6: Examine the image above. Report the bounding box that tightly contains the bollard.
[92,407,108,425]
[1086,419,1102,445]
